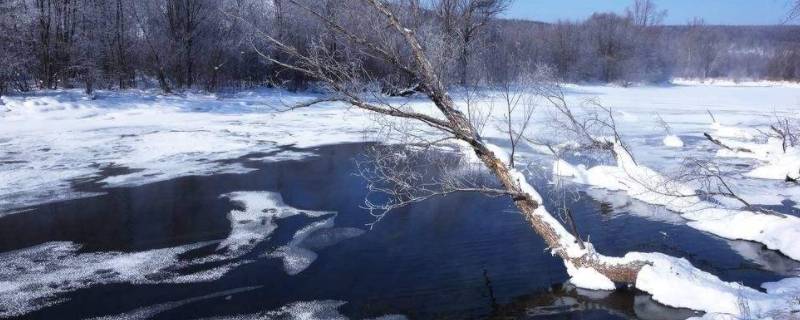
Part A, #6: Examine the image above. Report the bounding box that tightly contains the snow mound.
[662,135,684,148]
[711,122,756,140]
[564,260,615,290]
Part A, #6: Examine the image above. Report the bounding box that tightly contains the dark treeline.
[0,0,273,94]
[1,0,800,95]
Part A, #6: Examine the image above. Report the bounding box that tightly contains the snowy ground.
[2,84,799,214]
[0,89,373,214]
[2,82,800,318]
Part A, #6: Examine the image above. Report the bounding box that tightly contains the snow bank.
[624,252,800,318]
[553,144,800,261]
[484,142,800,317]
[723,140,800,181]
[707,122,800,181]
[672,78,800,88]
[685,208,800,261]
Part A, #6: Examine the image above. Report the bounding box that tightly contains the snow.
[220,192,333,254]
[202,300,407,320]
[553,143,800,261]
[564,260,616,290]
[2,84,798,215]
[488,139,800,317]
[624,252,800,318]
[89,286,263,320]
[710,121,756,140]
[0,191,362,317]
[270,218,334,275]
[672,77,800,88]
[0,241,207,317]
[711,136,800,181]
[662,134,684,148]
[0,89,374,213]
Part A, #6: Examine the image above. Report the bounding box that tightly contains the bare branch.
[703,132,753,153]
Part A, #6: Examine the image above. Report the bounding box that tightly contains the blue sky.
[504,0,796,25]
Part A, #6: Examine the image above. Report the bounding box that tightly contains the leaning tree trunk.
[365,0,646,284]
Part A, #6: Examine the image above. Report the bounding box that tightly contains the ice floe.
[0,191,363,317]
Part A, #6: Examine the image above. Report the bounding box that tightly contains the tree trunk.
[157,69,171,94]
[366,0,647,285]
[459,47,468,87]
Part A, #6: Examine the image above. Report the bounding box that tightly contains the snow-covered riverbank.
[2,83,798,214]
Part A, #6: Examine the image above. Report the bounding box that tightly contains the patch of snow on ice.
[0,241,208,317]
[270,217,335,275]
[0,89,373,213]
[0,191,360,317]
[219,192,332,254]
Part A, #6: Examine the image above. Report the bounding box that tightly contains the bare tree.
[0,0,31,94]
[626,0,666,27]
[3,0,800,93]
[496,70,537,168]
[436,0,510,86]
[767,116,799,153]
[788,0,800,22]
[685,18,722,79]
[247,0,648,284]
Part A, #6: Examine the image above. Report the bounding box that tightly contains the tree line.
[1,0,799,95]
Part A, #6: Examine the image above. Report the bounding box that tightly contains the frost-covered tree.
[435,0,510,86]
[0,0,32,93]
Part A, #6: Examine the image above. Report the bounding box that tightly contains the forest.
[2,0,800,96]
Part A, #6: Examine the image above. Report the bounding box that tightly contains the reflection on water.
[0,143,797,319]
[487,282,697,320]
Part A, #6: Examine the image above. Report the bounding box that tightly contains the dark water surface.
[1,143,797,319]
